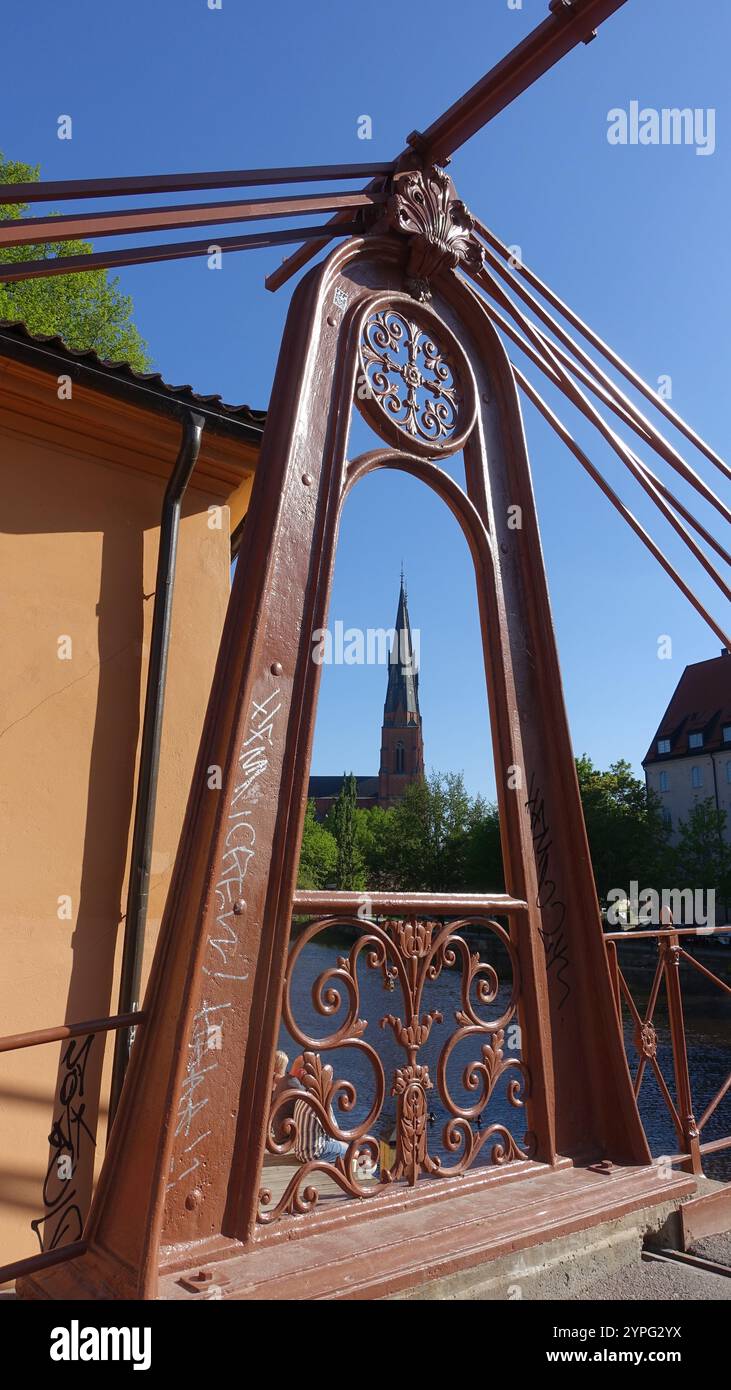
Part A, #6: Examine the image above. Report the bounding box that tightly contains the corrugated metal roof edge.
[0,318,267,440]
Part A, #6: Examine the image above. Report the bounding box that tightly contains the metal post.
[606,938,622,1026]
[109,410,205,1123]
[660,932,703,1175]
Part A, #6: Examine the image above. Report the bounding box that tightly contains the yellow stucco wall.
[0,357,258,1271]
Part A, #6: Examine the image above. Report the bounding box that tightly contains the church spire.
[384,571,420,717]
[379,573,424,806]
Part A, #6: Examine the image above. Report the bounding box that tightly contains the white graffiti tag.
[168,687,282,1193]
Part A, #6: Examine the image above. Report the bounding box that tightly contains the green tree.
[381,771,483,892]
[354,804,394,889]
[464,800,504,892]
[297,800,337,890]
[673,799,731,908]
[575,755,671,902]
[328,773,365,890]
[0,153,150,370]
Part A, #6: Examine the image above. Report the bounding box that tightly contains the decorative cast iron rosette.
[356,300,476,458]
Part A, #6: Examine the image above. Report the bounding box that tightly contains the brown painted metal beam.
[2,4,631,289]
[0,161,395,206]
[0,190,385,249]
[265,221,353,292]
[0,221,362,282]
[413,0,631,164]
[266,0,631,291]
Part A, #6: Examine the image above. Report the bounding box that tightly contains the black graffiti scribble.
[525,772,571,1010]
[31,1034,96,1252]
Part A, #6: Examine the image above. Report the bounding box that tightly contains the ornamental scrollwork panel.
[360,310,462,446]
[258,912,535,1225]
[354,293,478,459]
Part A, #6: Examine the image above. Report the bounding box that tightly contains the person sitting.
[270,1049,301,1118]
[288,1053,377,1180]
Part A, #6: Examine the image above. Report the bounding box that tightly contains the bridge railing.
[604,926,731,1176]
[4,916,726,1283]
[260,890,535,1225]
[0,1009,145,1288]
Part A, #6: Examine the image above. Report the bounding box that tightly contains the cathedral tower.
[378,574,424,806]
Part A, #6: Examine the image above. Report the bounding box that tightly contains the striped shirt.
[292,1098,330,1163]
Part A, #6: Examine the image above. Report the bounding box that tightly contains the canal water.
[277,927,730,1179]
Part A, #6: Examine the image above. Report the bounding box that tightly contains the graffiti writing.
[167,686,282,1193]
[525,772,571,1009]
[31,1034,96,1251]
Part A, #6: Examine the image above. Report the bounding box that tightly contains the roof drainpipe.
[109,409,205,1125]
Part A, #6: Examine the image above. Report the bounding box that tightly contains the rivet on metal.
[271,660,283,676]
[233,899,246,916]
[185,1188,203,1211]
[301,473,313,486]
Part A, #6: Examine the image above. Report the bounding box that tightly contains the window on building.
[659,771,669,792]
[395,743,405,774]
[657,738,671,754]
[662,808,672,830]
[723,725,731,743]
[726,761,731,785]
[692,766,703,788]
[688,732,704,749]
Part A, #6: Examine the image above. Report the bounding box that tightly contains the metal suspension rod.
[265,218,350,292]
[467,280,652,439]
[467,283,731,567]
[109,410,204,1125]
[485,248,731,517]
[0,221,363,283]
[515,368,731,649]
[0,160,395,205]
[533,319,731,543]
[470,263,731,601]
[475,222,731,494]
[474,216,731,486]
[628,452,731,568]
[2,6,631,289]
[473,241,731,516]
[0,189,386,250]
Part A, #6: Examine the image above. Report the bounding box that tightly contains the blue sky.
[3,0,729,799]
